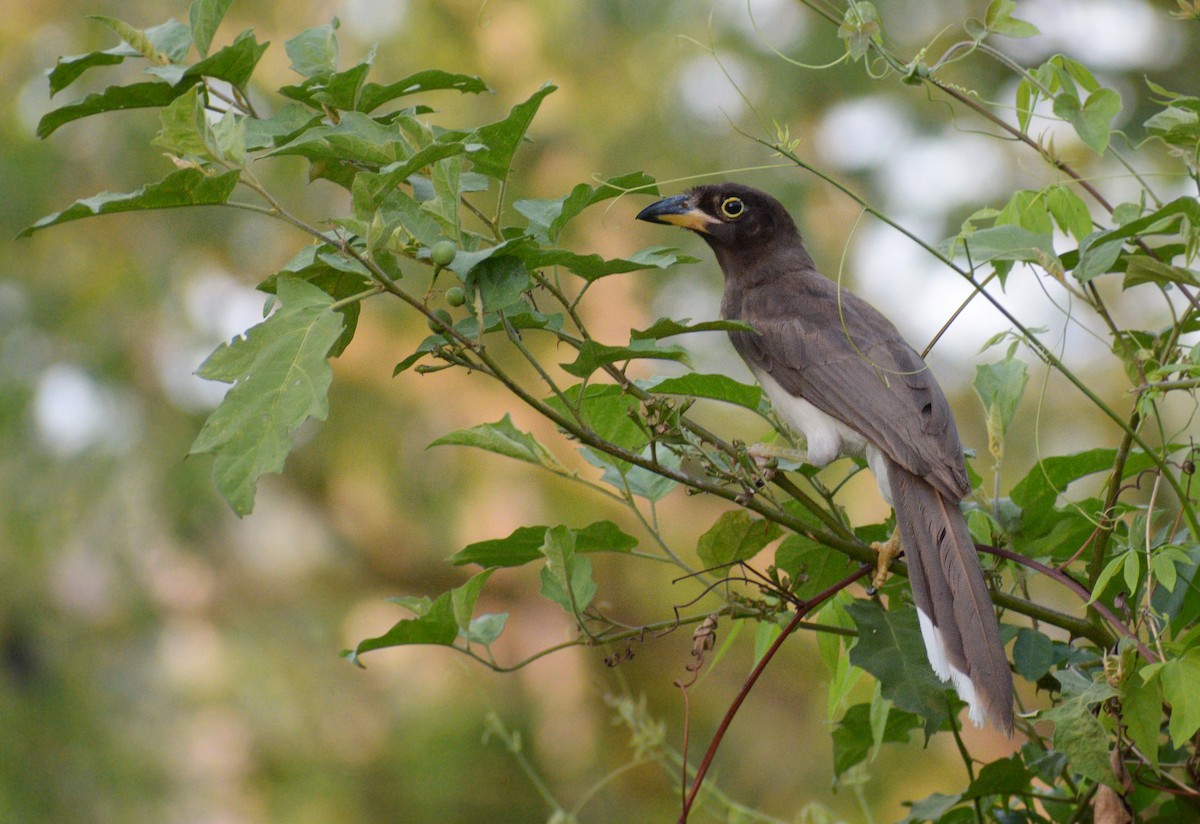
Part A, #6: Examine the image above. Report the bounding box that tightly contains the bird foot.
[867,530,903,593]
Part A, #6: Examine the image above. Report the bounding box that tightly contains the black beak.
[636,194,718,234]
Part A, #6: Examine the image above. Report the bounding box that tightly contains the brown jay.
[637,183,1014,734]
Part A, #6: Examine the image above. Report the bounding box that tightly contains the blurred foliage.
[6,1,1200,822]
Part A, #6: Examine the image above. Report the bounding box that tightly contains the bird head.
[635,183,799,252]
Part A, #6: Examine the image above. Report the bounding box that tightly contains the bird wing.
[729,275,971,501]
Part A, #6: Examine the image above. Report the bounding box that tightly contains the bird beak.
[636,194,718,234]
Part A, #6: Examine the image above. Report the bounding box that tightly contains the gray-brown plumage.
[637,183,1014,734]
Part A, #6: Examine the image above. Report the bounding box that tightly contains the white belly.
[755,369,893,503]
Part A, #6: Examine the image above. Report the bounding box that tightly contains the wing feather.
[727,271,970,500]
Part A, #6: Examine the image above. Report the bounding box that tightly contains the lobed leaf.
[847,600,949,735]
[560,338,690,379]
[631,317,755,340]
[429,414,562,470]
[37,80,196,138]
[514,171,659,243]
[189,279,345,516]
[48,51,127,97]
[517,246,698,282]
[638,373,762,410]
[21,168,240,237]
[1053,87,1122,155]
[449,521,637,568]
[831,702,918,777]
[342,592,458,666]
[469,83,556,180]
[183,29,269,88]
[357,69,489,113]
[696,510,782,568]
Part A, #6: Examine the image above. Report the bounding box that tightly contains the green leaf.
[984,0,1040,38]
[285,20,339,77]
[280,55,373,111]
[517,246,698,282]
[963,756,1033,799]
[429,414,562,470]
[37,80,196,138]
[352,142,471,211]
[451,569,495,634]
[1015,78,1035,133]
[1074,232,1124,284]
[20,168,239,237]
[973,353,1028,460]
[1089,197,1200,249]
[847,600,949,734]
[183,29,268,88]
[944,224,1054,267]
[357,69,489,113]
[469,83,556,179]
[774,534,854,600]
[242,104,320,151]
[1012,628,1055,681]
[152,86,210,157]
[539,525,596,614]
[1053,87,1122,155]
[696,510,782,568]
[1161,648,1200,746]
[638,373,762,410]
[449,521,637,567]
[47,51,128,97]
[1123,255,1200,290]
[837,2,881,61]
[1042,689,1118,788]
[260,244,369,357]
[560,339,690,379]
[900,793,964,823]
[445,237,529,280]
[996,189,1054,235]
[466,256,530,313]
[631,317,756,340]
[585,445,680,502]
[545,384,647,452]
[267,111,406,165]
[189,0,233,57]
[1010,448,1163,539]
[342,592,458,666]
[1121,670,1162,771]
[1046,185,1093,241]
[831,702,918,777]
[513,171,658,243]
[1089,551,1131,605]
[466,613,508,645]
[189,279,345,516]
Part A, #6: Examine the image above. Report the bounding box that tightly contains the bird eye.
[720,197,744,219]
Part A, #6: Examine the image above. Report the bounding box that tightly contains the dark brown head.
[636,183,806,277]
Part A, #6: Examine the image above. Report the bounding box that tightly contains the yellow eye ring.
[720,197,744,219]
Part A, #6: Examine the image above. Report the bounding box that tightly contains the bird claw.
[868,530,903,593]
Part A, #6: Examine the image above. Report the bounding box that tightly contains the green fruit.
[428,308,453,331]
[431,240,457,267]
[445,286,466,307]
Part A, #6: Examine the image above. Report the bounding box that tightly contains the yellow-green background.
[4,1,1198,821]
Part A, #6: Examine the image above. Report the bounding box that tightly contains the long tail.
[887,459,1014,735]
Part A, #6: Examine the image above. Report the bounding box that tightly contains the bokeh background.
[4,0,1199,821]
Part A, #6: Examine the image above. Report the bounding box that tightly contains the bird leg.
[868,529,903,593]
